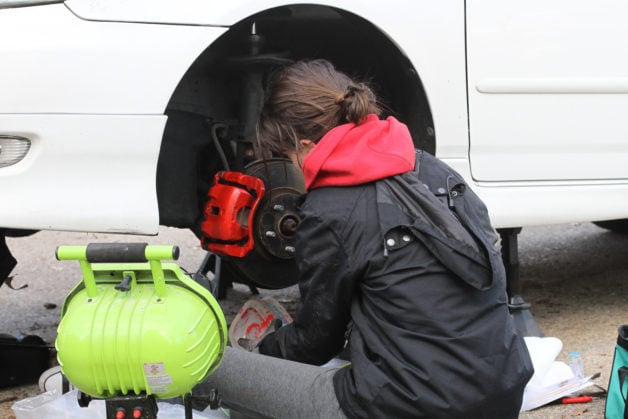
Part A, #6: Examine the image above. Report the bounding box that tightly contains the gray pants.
[196,347,347,419]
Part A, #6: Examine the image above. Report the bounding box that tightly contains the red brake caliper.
[200,171,265,258]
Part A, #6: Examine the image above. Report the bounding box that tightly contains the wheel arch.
[156,4,435,230]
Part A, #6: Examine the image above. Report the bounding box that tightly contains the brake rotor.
[226,158,305,289]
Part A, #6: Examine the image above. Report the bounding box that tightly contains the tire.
[593,219,628,234]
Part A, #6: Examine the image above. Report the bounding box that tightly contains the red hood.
[302,114,416,190]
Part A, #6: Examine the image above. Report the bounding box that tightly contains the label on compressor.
[144,362,173,393]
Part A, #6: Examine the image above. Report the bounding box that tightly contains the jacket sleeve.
[258,212,356,365]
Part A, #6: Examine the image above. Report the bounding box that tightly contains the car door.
[466,0,628,182]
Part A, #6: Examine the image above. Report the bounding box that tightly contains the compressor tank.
[55,244,227,399]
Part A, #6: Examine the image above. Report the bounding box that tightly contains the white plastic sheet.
[12,389,229,419]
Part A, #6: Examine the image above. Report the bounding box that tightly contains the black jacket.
[259,150,533,418]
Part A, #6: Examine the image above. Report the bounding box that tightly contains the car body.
[1,1,627,269]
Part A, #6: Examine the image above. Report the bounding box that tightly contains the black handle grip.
[85,243,149,263]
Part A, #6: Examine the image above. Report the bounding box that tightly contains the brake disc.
[226,158,305,289]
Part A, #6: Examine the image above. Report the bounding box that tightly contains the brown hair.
[256,59,381,155]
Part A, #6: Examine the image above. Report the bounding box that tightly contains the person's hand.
[235,318,284,352]
[236,337,258,352]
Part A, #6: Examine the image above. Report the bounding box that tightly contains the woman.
[200,59,533,418]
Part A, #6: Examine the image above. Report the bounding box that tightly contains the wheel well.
[157,4,434,230]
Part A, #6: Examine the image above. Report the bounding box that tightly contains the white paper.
[520,337,594,411]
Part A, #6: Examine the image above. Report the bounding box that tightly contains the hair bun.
[340,82,377,123]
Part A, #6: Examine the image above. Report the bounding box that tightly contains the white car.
[1,0,627,291]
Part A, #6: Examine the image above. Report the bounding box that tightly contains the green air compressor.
[54,243,227,418]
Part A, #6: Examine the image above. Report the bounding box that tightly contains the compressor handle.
[56,243,179,263]
[55,244,179,298]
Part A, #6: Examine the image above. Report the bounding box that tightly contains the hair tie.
[336,85,356,105]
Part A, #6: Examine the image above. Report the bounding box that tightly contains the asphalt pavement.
[1,222,627,418]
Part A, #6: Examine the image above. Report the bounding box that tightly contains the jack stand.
[194,252,259,300]
[498,228,543,337]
